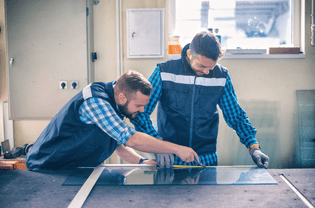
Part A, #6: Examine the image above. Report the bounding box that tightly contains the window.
[172,0,296,53]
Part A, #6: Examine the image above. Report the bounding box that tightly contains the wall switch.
[59,81,67,89]
[71,81,79,89]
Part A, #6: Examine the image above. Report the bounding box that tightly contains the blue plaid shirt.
[131,66,258,166]
[79,97,136,145]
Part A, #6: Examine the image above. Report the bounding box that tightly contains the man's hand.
[141,159,156,165]
[155,153,174,168]
[155,137,174,168]
[250,147,269,168]
[126,132,199,166]
[174,146,199,164]
[155,137,199,167]
[181,175,200,185]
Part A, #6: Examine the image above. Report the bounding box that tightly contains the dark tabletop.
[0,168,314,208]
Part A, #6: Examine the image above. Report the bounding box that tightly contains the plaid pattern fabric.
[174,152,218,166]
[130,67,162,138]
[218,73,257,148]
[79,97,136,145]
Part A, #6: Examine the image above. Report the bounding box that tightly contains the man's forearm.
[125,132,199,163]
[115,144,143,164]
[126,132,178,154]
[219,75,257,147]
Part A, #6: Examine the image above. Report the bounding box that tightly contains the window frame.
[167,0,305,59]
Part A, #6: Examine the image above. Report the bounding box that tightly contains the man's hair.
[115,70,152,99]
[189,31,225,61]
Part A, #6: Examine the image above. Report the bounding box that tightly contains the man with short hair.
[131,31,269,168]
[26,70,199,170]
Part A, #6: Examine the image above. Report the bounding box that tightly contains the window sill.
[222,53,306,59]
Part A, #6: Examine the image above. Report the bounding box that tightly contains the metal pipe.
[116,0,121,79]
[116,0,124,79]
[119,0,124,77]
[311,0,315,45]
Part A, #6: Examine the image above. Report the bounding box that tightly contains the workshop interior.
[0,0,314,208]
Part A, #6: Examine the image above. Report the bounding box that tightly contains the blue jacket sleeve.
[218,73,258,148]
[130,67,162,138]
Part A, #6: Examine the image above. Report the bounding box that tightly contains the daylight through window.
[174,0,293,51]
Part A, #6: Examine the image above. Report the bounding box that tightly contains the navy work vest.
[26,82,122,170]
[157,44,228,155]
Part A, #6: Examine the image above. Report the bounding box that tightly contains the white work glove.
[250,147,269,168]
[155,137,174,168]
[155,153,174,168]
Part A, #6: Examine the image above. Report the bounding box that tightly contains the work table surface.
[0,168,314,208]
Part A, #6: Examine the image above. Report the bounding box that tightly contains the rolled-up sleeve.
[79,97,136,145]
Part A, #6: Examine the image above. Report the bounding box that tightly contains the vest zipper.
[189,76,196,148]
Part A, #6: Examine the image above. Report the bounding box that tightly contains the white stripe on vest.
[82,83,93,100]
[161,72,226,87]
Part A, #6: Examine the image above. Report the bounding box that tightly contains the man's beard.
[118,101,138,120]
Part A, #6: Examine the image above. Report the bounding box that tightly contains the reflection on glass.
[63,167,277,186]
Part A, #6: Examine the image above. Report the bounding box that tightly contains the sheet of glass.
[63,166,277,186]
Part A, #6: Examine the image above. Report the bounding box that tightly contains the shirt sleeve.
[218,73,258,148]
[79,97,136,145]
[130,66,162,138]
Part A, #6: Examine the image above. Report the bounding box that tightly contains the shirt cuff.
[248,144,260,152]
[245,138,259,149]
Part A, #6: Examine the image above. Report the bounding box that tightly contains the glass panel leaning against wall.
[174,0,293,53]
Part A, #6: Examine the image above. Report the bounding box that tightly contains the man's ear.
[117,92,127,105]
[187,49,192,58]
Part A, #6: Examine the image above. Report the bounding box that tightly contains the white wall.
[1,0,314,168]
[0,0,7,146]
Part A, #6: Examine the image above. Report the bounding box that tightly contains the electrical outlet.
[59,81,67,89]
[71,81,79,89]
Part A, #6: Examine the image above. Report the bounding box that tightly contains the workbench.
[0,157,27,170]
[0,167,314,208]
